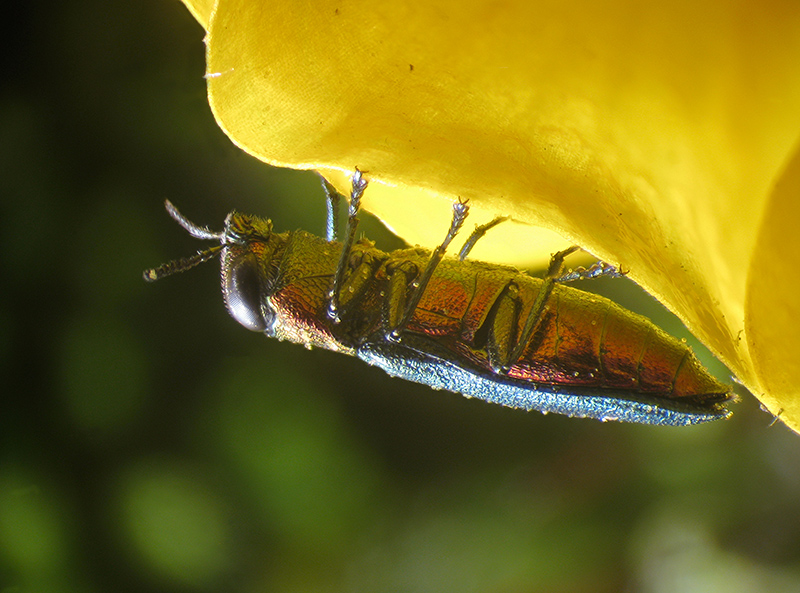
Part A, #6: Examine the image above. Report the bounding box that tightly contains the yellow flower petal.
[182,0,214,31]
[181,0,800,432]
[746,148,800,430]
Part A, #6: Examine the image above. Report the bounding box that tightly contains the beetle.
[144,170,733,425]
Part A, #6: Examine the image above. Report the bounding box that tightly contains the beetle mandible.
[144,170,733,425]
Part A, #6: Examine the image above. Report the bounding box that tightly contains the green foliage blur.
[2,2,799,592]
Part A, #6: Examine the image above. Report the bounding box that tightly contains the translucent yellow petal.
[181,0,215,31]
[180,0,800,432]
[746,146,800,431]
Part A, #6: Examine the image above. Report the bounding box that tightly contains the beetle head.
[143,201,277,333]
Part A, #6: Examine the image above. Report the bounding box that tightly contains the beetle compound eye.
[223,254,267,332]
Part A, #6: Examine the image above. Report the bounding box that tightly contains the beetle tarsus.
[557,260,624,283]
[328,169,369,322]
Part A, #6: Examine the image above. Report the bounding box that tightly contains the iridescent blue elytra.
[144,170,734,425]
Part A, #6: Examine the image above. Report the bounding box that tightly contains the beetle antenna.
[142,200,225,282]
[143,245,223,282]
[164,200,224,241]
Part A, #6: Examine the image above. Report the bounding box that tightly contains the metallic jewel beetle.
[144,170,733,425]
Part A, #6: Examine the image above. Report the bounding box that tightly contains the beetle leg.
[327,169,368,322]
[337,250,381,312]
[545,246,581,278]
[493,246,579,372]
[493,246,623,372]
[486,282,521,372]
[386,199,470,341]
[457,216,509,260]
[318,174,341,243]
[382,261,419,331]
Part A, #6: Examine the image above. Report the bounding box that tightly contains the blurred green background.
[2,1,800,592]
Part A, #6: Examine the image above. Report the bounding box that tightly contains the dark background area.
[2,1,799,592]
